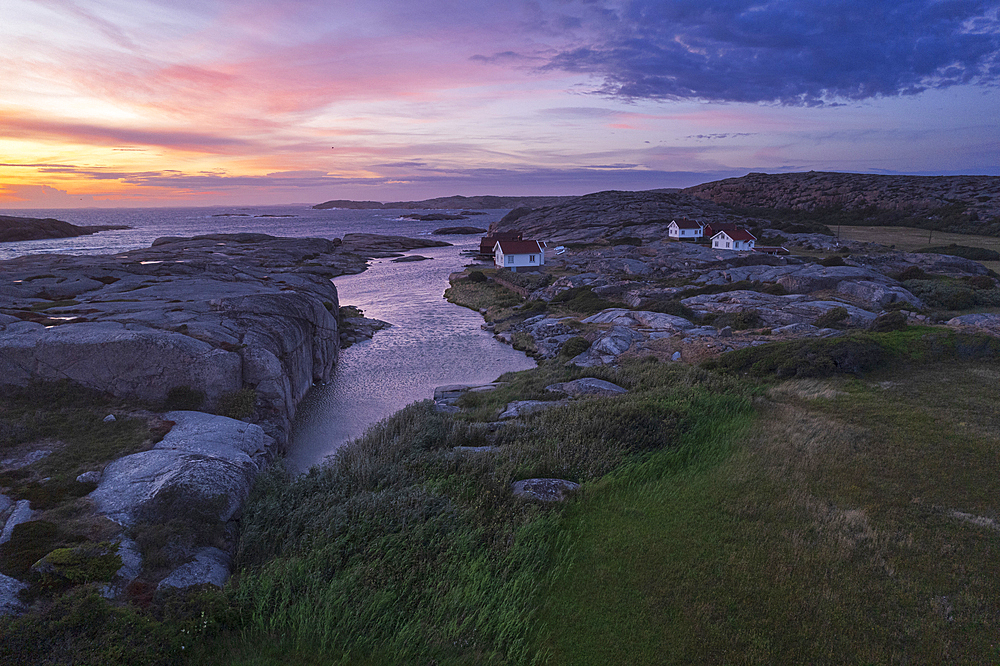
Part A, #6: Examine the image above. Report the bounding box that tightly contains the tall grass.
[209,360,755,664]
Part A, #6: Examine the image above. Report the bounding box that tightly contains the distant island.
[0,214,129,243]
[313,194,575,210]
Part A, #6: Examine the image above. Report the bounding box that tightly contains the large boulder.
[946,313,1000,337]
[157,547,232,590]
[0,322,242,405]
[88,411,272,526]
[836,280,923,309]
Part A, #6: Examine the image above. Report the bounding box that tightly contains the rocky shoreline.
[0,231,446,609]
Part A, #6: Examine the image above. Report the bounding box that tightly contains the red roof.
[714,229,757,241]
[703,222,743,234]
[671,218,702,229]
[480,231,522,253]
[496,240,543,254]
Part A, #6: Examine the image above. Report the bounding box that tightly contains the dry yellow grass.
[834,225,1000,271]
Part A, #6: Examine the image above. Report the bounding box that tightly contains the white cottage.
[667,218,704,240]
[711,229,757,251]
[494,239,545,272]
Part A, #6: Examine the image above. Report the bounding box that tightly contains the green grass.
[535,361,1000,664]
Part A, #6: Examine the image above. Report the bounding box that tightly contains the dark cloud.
[532,0,1000,104]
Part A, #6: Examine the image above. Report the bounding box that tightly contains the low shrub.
[560,336,591,358]
[216,388,256,419]
[706,329,1000,379]
[819,255,846,267]
[0,520,64,579]
[33,542,121,592]
[916,244,1000,261]
[869,310,908,332]
[903,279,977,310]
[895,266,930,281]
[550,287,615,315]
[814,306,850,329]
[0,586,200,666]
[467,270,487,283]
[164,385,204,411]
[713,309,762,330]
[643,299,697,319]
[963,275,997,290]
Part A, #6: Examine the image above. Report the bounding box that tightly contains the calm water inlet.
[285,240,535,472]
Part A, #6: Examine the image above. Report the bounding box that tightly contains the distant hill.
[683,172,1000,216]
[313,195,573,210]
[682,172,1000,237]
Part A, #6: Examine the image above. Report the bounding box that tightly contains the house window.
[507,256,513,264]
[726,241,731,248]
[529,255,536,263]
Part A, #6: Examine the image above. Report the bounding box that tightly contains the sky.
[1,0,998,208]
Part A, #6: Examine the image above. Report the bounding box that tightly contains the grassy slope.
[834,225,1000,273]
[538,364,1000,664]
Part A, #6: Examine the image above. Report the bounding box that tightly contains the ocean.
[0,205,536,471]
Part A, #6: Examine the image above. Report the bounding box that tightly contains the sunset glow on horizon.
[2,0,998,208]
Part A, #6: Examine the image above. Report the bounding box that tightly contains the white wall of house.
[494,246,544,270]
[711,232,755,251]
[667,222,703,239]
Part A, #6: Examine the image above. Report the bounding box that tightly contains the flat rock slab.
[498,400,566,420]
[583,308,693,332]
[511,478,580,502]
[947,313,1000,337]
[433,383,499,401]
[157,547,232,590]
[546,378,628,397]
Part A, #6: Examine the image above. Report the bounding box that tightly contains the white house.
[494,239,545,271]
[711,229,757,251]
[667,218,704,240]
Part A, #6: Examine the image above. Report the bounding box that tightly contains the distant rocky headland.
[313,194,574,210]
[0,215,129,243]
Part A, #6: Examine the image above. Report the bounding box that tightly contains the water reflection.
[285,241,535,472]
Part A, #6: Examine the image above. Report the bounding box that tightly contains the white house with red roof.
[711,229,757,251]
[494,239,545,271]
[667,218,704,240]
